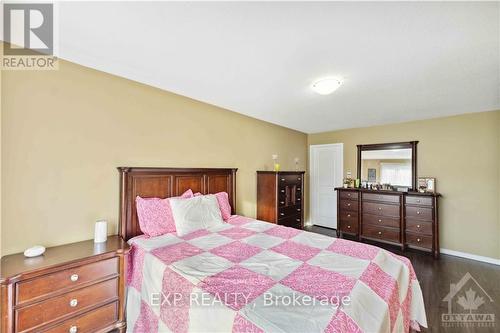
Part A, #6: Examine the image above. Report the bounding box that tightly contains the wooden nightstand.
[0,236,130,333]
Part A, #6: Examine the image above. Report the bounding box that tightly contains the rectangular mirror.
[357,141,418,190]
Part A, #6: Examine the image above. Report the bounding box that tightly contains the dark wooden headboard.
[118,167,237,240]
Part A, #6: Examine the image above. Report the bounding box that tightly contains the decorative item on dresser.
[335,188,440,258]
[0,236,129,333]
[256,171,305,229]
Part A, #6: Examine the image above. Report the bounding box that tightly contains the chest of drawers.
[336,188,440,258]
[1,236,129,333]
[257,171,305,229]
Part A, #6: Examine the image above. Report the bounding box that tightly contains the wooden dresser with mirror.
[335,141,441,258]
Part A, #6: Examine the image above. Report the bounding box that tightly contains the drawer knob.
[297,188,301,191]
[296,219,300,222]
[378,219,382,222]
[280,213,284,216]
[69,299,78,307]
[417,238,421,242]
[347,193,351,197]
[347,225,351,229]
[281,178,285,181]
[69,326,78,333]
[416,211,420,215]
[297,198,301,201]
[347,214,351,217]
[378,231,382,235]
[378,207,382,210]
[281,190,285,193]
[416,199,421,203]
[417,224,421,228]
[298,177,301,181]
[70,274,79,282]
[297,208,301,212]
[347,203,351,207]
[280,201,285,204]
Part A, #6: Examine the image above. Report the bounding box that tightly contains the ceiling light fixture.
[311,77,343,95]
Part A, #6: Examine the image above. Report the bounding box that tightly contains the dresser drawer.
[405,206,433,221]
[406,233,432,250]
[339,210,358,227]
[362,202,400,217]
[42,302,118,333]
[278,214,302,229]
[278,205,302,218]
[339,209,357,220]
[405,195,433,207]
[16,258,118,305]
[363,213,399,228]
[16,278,118,332]
[279,174,303,185]
[339,220,358,234]
[339,199,358,212]
[339,191,358,200]
[362,224,400,243]
[406,219,433,235]
[363,193,400,204]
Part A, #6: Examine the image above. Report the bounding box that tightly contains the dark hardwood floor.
[305,225,500,333]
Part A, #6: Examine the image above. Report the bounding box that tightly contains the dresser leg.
[336,229,340,238]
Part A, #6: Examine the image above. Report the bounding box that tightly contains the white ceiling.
[57,2,499,133]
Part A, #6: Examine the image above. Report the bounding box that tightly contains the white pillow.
[170,194,224,236]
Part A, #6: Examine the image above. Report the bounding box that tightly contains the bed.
[119,167,427,333]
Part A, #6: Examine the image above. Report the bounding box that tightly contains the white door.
[310,143,343,229]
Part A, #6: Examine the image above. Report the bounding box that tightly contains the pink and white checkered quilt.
[126,216,427,333]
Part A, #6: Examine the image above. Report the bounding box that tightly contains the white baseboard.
[440,248,500,266]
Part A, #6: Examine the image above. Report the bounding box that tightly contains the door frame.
[309,143,344,228]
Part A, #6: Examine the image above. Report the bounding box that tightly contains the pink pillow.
[193,192,232,220]
[215,192,232,220]
[136,189,193,237]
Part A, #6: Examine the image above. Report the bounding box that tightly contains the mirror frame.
[357,141,418,190]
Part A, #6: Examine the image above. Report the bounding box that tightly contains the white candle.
[94,220,108,243]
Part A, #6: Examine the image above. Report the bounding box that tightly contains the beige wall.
[1,60,307,256]
[309,110,500,259]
